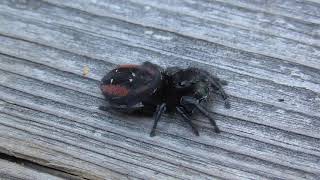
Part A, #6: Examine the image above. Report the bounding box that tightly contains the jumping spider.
[99,62,230,136]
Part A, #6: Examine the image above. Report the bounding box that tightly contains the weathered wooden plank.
[0,1,319,94]
[0,66,319,178]
[0,11,319,119]
[0,131,135,180]
[0,1,318,168]
[216,0,320,24]
[0,85,318,179]
[0,12,320,136]
[1,0,319,119]
[0,0,319,179]
[0,137,128,180]
[40,0,320,69]
[128,0,320,46]
[1,114,212,180]
[0,158,65,180]
[0,99,271,179]
[1,45,320,159]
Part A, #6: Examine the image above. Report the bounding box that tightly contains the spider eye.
[179,81,192,87]
[179,81,186,86]
[178,80,196,87]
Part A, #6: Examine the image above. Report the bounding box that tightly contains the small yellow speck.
[83,65,90,77]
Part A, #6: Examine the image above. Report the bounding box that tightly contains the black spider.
[99,61,230,136]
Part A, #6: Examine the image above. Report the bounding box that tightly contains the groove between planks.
[0,158,64,180]
[0,153,80,180]
[0,133,137,180]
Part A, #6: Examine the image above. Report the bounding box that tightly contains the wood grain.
[216,0,320,24]
[0,0,319,179]
[42,0,320,69]
[0,158,65,180]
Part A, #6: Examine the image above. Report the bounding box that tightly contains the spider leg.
[176,106,199,136]
[99,102,146,114]
[209,77,230,109]
[99,106,109,111]
[209,76,228,86]
[181,96,220,133]
[150,103,166,137]
[219,80,228,86]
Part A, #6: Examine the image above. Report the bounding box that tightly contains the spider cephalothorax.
[100,61,230,136]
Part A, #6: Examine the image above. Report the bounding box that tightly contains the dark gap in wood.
[0,152,85,180]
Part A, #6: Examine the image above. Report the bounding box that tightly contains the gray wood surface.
[0,0,319,179]
[43,0,320,69]
[0,158,64,180]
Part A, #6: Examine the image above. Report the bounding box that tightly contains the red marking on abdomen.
[102,85,129,96]
[118,64,138,69]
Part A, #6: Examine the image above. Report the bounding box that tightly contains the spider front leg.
[209,77,230,109]
[176,106,199,136]
[99,105,109,111]
[150,103,166,137]
[181,96,220,133]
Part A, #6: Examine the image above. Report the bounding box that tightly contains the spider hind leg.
[150,103,166,137]
[176,106,199,136]
[99,105,109,111]
[181,96,220,133]
[209,76,230,109]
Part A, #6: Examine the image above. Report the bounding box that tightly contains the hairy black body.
[100,62,230,136]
